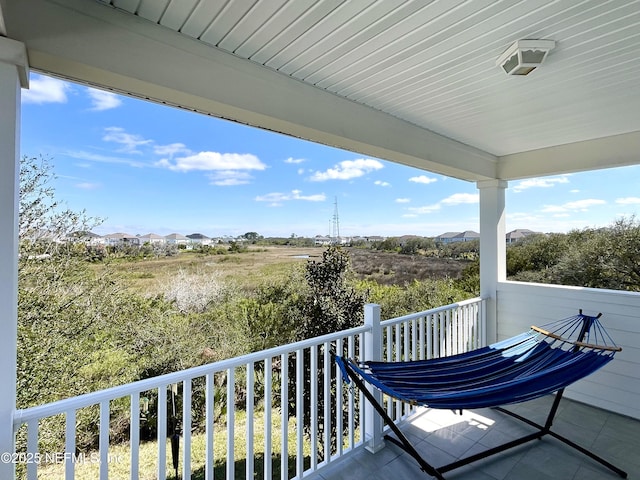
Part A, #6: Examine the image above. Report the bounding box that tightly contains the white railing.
[379,298,486,428]
[13,298,484,480]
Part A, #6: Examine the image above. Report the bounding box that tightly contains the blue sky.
[20,73,640,238]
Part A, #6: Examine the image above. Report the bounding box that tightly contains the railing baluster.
[419,315,425,360]
[446,309,452,355]
[437,311,443,357]
[335,338,343,457]
[348,335,355,449]
[157,386,167,480]
[467,304,472,347]
[130,393,140,480]
[65,409,75,480]
[99,401,109,480]
[394,323,401,420]
[403,321,409,361]
[226,369,235,480]
[264,359,273,480]
[26,418,38,480]
[453,308,460,354]
[280,353,288,480]
[403,323,410,416]
[205,373,214,480]
[385,325,393,415]
[310,346,318,470]
[427,313,433,360]
[296,349,304,477]
[323,342,330,465]
[411,318,417,361]
[183,379,192,479]
[246,362,255,480]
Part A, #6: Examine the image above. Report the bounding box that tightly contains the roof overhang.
[3,0,640,182]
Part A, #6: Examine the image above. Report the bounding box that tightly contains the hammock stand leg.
[489,390,628,478]
[340,358,446,480]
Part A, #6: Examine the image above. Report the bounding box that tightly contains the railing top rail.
[14,324,369,426]
[380,297,484,327]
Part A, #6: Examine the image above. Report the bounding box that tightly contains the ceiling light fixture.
[496,39,555,76]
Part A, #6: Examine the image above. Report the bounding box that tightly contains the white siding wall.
[497,281,640,420]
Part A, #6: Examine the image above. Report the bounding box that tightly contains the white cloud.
[96,127,266,186]
[615,197,640,205]
[542,199,606,213]
[154,143,191,158]
[406,192,477,216]
[207,170,254,186]
[158,151,266,172]
[409,175,437,184]
[374,180,391,187]
[285,157,305,164]
[512,175,570,193]
[63,149,149,168]
[309,158,384,181]
[256,190,326,203]
[441,193,479,205]
[22,75,70,104]
[87,89,122,111]
[103,127,153,154]
[396,198,410,203]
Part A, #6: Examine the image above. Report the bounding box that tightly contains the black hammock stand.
[335,311,627,479]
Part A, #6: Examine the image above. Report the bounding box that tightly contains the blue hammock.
[335,311,627,479]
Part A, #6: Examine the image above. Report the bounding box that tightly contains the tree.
[241,231,261,242]
[289,246,367,459]
[550,219,640,290]
[295,245,367,340]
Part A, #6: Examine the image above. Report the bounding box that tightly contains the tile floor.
[318,395,639,480]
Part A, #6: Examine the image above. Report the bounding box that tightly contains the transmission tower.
[332,197,340,244]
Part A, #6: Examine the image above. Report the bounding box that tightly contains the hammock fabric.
[337,315,619,410]
[336,311,627,479]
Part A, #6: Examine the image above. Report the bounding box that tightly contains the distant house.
[434,232,460,244]
[139,233,165,245]
[68,231,104,245]
[164,233,189,245]
[454,230,480,242]
[506,229,541,244]
[186,233,212,246]
[435,231,479,244]
[314,235,331,246]
[103,232,140,246]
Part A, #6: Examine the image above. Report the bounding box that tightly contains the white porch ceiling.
[3,0,640,181]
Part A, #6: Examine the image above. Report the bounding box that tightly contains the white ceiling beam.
[3,0,498,182]
[497,131,640,180]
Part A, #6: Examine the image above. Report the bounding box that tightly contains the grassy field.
[103,245,469,295]
[103,246,320,295]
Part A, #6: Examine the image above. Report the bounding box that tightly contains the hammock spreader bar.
[336,311,627,479]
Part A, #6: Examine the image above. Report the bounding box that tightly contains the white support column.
[477,180,507,345]
[0,37,29,480]
[363,304,385,453]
